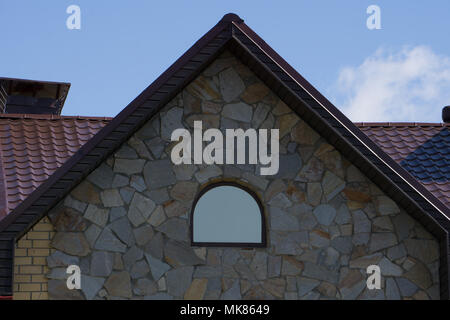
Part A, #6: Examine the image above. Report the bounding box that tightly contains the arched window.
[190,182,266,247]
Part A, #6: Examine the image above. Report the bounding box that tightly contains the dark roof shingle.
[356,123,450,208]
[0,114,110,216]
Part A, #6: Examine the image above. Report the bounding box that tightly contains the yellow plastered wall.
[13,216,55,300]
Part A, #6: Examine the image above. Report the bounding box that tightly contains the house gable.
[0,13,448,299]
[11,50,442,300]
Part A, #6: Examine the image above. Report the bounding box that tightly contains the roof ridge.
[0,114,113,121]
[354,122,449,127]
[220,13,244,23]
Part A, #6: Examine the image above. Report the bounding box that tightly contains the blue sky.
[1,1,450,122]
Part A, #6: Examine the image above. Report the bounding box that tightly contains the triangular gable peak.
[0,13,448,299]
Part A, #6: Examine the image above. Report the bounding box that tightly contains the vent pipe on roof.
[443,106,450,123]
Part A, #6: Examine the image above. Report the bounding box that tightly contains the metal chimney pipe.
[443,106,450,123]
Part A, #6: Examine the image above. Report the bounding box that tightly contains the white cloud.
[329,46,450,122]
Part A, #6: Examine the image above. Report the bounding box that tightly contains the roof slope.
[0,114,110,216]
[0,13,448,298]
[357,123,450,208]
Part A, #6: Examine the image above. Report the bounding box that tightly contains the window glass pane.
[193,185,262,243]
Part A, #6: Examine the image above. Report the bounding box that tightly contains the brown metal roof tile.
[355,123,450,208]
[0,115,110,215]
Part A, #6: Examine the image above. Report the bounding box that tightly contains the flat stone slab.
[104,271,132,298]
[52,232,91,257]
[222,102,252,122]
[144,160,176,189]
[313,204,336,226]
[145,253,171,281]
[94,228,127,253]
[166,266,194,298]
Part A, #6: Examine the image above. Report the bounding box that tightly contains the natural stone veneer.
[42,51,440,300]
